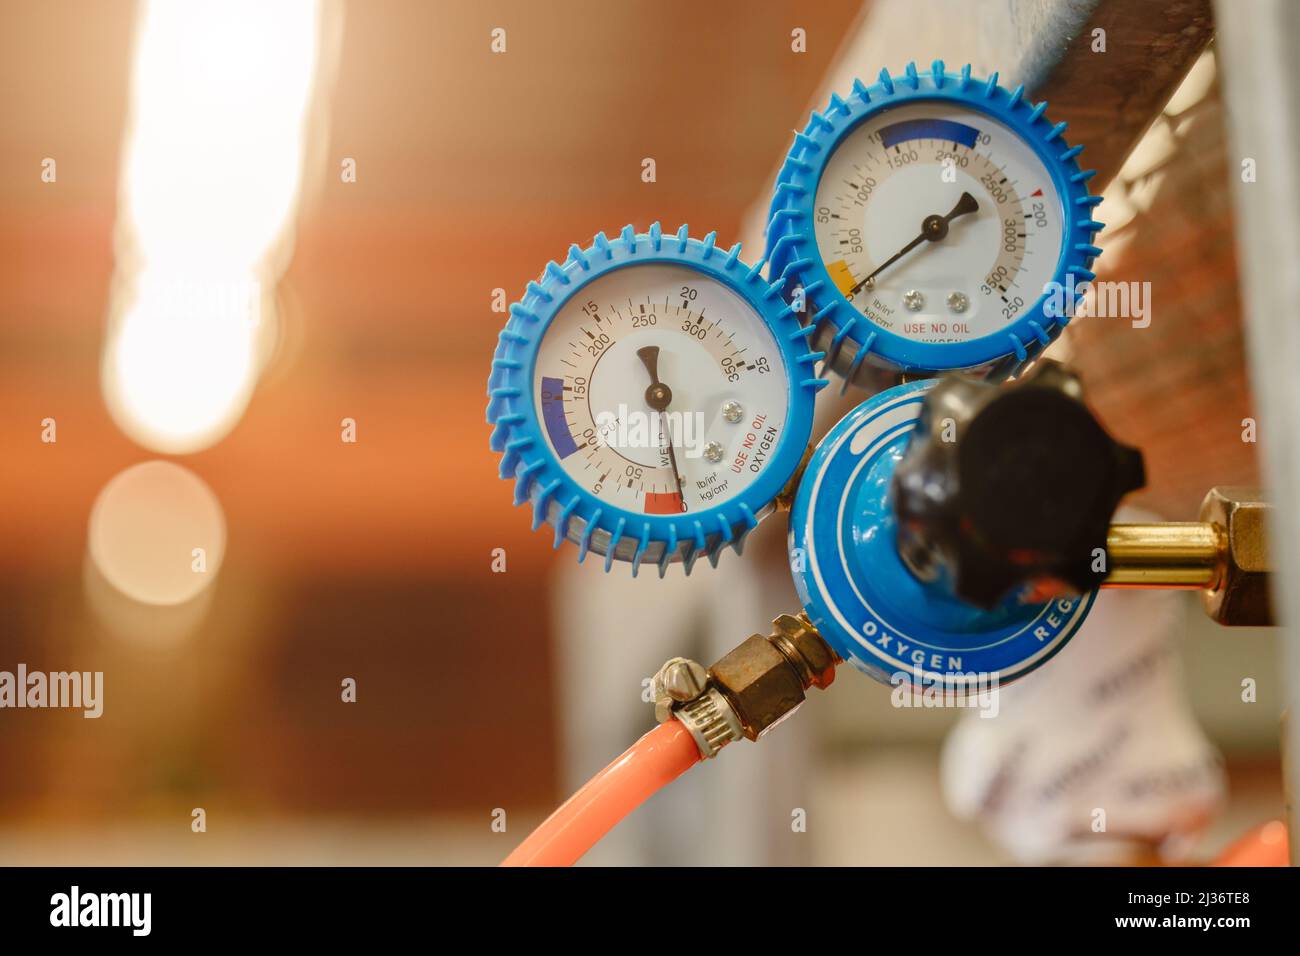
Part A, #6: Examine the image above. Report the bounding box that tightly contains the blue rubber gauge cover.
[488,223,826,576]
[765,61,1103,386]
[789,379,1096,689]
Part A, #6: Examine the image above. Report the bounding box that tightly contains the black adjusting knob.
[891,360,1145,609]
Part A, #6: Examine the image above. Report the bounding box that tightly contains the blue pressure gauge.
[765,61,1102,387]
[788,379,1096,689]
[488,223,825,576]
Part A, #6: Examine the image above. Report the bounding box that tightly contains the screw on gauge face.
[722,400,744,423]
[903,290,925,312]
[947,291,969,313]
[704,441,725,463]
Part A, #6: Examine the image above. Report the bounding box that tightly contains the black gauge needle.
[636,345,687,510]
[848,190,980,297]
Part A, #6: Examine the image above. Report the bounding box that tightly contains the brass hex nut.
[771,614,838,690]
[708,635,807,740]
[1198,487,1273,626]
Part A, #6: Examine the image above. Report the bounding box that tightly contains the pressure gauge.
[488,223,823,575]
[765,61,1102,388]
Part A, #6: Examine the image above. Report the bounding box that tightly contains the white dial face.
[533,263,789,516]
[812,101,1064,343]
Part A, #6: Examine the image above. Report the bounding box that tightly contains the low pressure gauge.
[765,61,1102,388]
[488,223,824,575]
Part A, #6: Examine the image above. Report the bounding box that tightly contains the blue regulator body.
[788,379,1096,690]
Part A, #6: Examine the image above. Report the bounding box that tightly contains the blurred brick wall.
[1065,63,1260,520]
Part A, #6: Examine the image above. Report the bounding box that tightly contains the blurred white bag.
[941,523,1226,863]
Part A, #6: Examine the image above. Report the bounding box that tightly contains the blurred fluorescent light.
[103,0,326,454]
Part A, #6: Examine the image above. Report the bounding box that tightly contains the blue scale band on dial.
[487,222,826,576]
[880,117,979,149]
[764,60,1103,379]
[539,376,578,459]
[789,379,1096,689]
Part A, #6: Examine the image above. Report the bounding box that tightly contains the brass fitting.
[767,613,839,691]
[710,613,838,740]
[654,614,839,758]
[1103,522,1225,588]
[1102,486,1273,626]
[772,444,815,513]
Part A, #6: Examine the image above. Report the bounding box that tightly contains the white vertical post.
[1214,0,1300,861]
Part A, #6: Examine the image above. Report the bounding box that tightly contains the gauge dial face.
[812,101,1064,344]
[533,263,789,516]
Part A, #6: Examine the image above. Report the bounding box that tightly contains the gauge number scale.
[812,101,1064,343]
[533,264,788,516]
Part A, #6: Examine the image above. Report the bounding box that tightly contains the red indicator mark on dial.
[645,491,684,514]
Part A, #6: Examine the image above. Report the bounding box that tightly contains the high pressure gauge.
[488,223,824,575]
[765,61,1102,388]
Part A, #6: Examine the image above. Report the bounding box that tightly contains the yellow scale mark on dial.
[826,259,858,296]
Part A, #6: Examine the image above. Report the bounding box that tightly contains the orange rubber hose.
[501,721,702,867]
[1215,820,1289,866]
